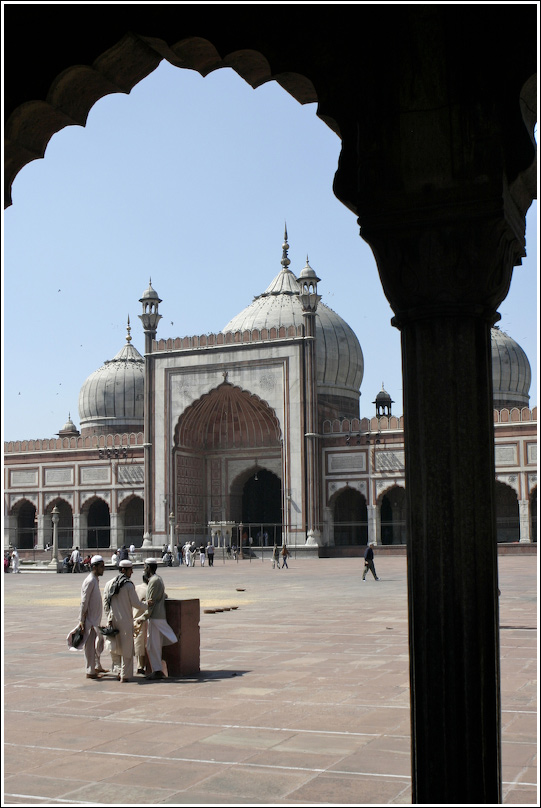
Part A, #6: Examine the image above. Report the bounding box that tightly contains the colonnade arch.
[44,498,74,550]
[331,486,368,546]
[81,496,111,550]
[117,494,144,548]
[495,481,520,543]
[9,498,36,549]
[530,487,537,542]
[378,485,407,546]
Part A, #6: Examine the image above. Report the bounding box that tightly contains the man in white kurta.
[135,559,176,679]
[78,555,105,678]
[103,560,146,682]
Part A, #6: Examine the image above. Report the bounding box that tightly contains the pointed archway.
[174,382,282,541]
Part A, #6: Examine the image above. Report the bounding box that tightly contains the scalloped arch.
[80,493,111,511]
[8,495,38,514]
[174,381,282,450]
[376,482,406,505]
[5,32,329,208]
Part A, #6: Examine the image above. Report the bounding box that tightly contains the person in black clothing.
[362,543,380,581]
[118,545,129,563]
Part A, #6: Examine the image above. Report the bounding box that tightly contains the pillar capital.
[359,204,525,327]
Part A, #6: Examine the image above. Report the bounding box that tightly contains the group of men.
[176,541,215,567]
[76,556,176,682]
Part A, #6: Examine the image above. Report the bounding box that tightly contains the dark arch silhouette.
[332,487,367,546]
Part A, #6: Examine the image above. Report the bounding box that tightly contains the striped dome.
[491,327,531,409]
[78,328,144,436]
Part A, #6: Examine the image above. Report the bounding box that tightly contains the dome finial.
[281,224,291,271]
[126,315,132,343]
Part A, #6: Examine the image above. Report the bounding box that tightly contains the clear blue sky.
[3,61,538,441]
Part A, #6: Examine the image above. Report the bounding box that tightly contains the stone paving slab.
[2,555,537,805]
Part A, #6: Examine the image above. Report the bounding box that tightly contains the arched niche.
[330,485,368,546]
[378,484,407,546]
[495,481,520,543]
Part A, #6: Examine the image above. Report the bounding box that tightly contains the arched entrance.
[332,487,368,546]
[495,481,520,543]
[241,468,282,544]
[379,485,407,545]
[10,499,36,549]
[85,498,111,549]
[174,381,282,542]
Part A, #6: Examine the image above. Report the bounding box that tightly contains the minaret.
[139,280,162,546]
[298,255,322,545]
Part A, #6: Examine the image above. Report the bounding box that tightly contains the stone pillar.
[110,512,119,549]
[36,514,46,549]
[367,504,378,546]
[518,499,531,543]
[330,13,534,795]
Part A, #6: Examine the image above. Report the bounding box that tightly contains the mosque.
[4,233,537,554]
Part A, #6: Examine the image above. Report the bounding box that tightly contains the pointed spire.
[281,224,291,271]
[126,315,132,343]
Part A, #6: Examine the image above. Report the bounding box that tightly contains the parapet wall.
[4,432,144,454]
[323,407,537,435]
[323,415,405,434]
[493,406,537,423]
[154,325,304,352]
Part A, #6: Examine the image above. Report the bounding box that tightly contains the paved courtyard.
[2,554,537,806]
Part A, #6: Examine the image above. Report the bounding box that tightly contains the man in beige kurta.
[103,559,146,682]
[135,559,176,679]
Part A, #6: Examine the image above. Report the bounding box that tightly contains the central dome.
[222,254,364,420]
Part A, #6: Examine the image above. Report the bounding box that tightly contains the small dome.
[58,413,79,437]
[491,327,531,409]
[140,279,161,301]
[78,323,145,436]
[298,257,320,282]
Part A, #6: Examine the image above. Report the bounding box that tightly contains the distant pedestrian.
[118,545,129,562]
[199,545,206,566]
[206,542,215,566]
[281,544,290,569]
[176,541,183,565]
[70,546,82,573]
[11,548,20,574]
[362,543,380,581]
[272,545,281,570]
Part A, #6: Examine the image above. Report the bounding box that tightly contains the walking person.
[77,555,106,678]
[70,546,82,573]
[272,544,281,570]
[362,543,380,581]
[281,544,290,569]
[206,542,214,567]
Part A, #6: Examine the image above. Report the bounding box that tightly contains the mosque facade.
[4,235,537,553]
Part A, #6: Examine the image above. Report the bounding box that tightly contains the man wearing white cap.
[135,559,176,679]
[78,555,106,679]
[103,560,146,682]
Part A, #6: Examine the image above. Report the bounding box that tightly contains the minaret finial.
[281,224,290,271]
[126,316,132,343]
